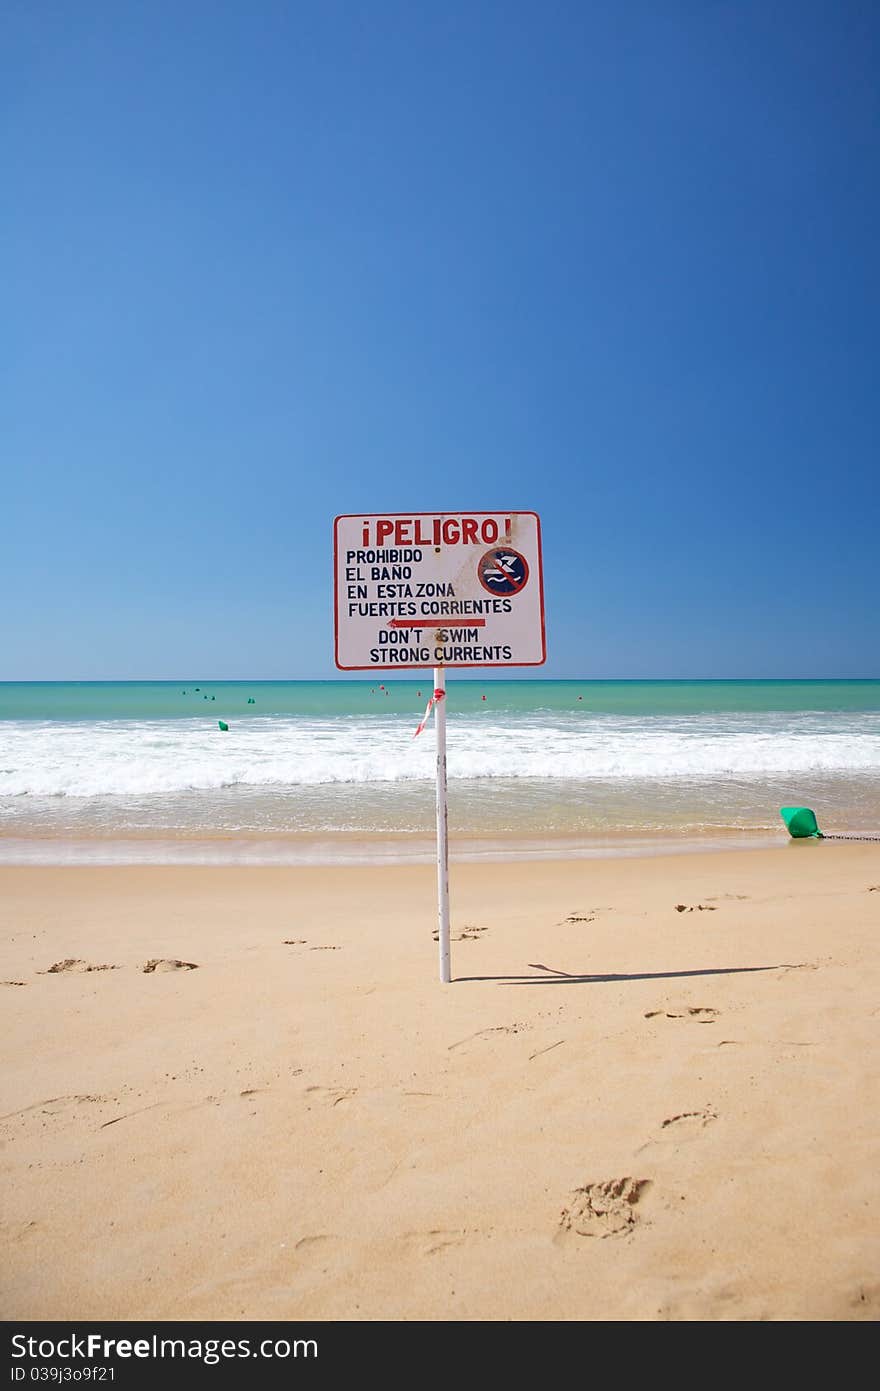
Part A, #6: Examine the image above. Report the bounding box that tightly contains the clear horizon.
[3,676,880,685]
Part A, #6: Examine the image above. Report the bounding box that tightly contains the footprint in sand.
[433,923,487,942]
[142,959,199,973]
[645,1006,719,1023]
[304,1085,357,1107]
[0,1094,111,1140]
[637,1107,717,1153]
[448,1022,529,1051]
[41,959,119,974]
[558,1177,651,1239]
[661,1106,717,1131]
[459,924,487,940]
[399,1228,474,1257]
[2,1093,108,1121]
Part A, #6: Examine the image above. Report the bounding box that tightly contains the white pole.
[434,666,451,983]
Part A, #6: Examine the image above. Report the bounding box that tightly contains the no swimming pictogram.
[477,547,529,597]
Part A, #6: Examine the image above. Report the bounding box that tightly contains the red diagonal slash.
[481,555,527,594]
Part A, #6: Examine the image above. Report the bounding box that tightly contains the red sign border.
[333,511,547,671]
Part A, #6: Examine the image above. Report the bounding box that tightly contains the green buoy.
[780,806,823,839]
[218,720,229,732]
[780,807,879,843]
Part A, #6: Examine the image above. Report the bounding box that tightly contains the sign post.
[433,665,450,984]
[333,511,546,982]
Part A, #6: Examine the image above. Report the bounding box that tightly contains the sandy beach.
[2,842,878,1322]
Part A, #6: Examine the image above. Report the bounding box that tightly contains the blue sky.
[3,1,877,679]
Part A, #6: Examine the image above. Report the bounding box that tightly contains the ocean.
[1,680,878,863]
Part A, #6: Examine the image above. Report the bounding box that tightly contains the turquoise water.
[2,678,879,720]
[1,680,878,861]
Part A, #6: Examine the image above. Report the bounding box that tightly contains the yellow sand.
[2,844,878,1321]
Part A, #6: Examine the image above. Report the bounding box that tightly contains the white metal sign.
[332,509,546,985]
[333,511,546,670]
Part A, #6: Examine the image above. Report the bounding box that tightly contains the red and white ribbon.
[413,687,445,738]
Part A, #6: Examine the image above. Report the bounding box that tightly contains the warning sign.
[333,511,546,670]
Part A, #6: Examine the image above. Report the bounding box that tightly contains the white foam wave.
[1,713,879,799]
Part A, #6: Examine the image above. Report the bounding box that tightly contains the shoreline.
[0,826,786,866]
[3,842,878,1320]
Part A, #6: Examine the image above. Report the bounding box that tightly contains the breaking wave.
[2,712,879,798]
